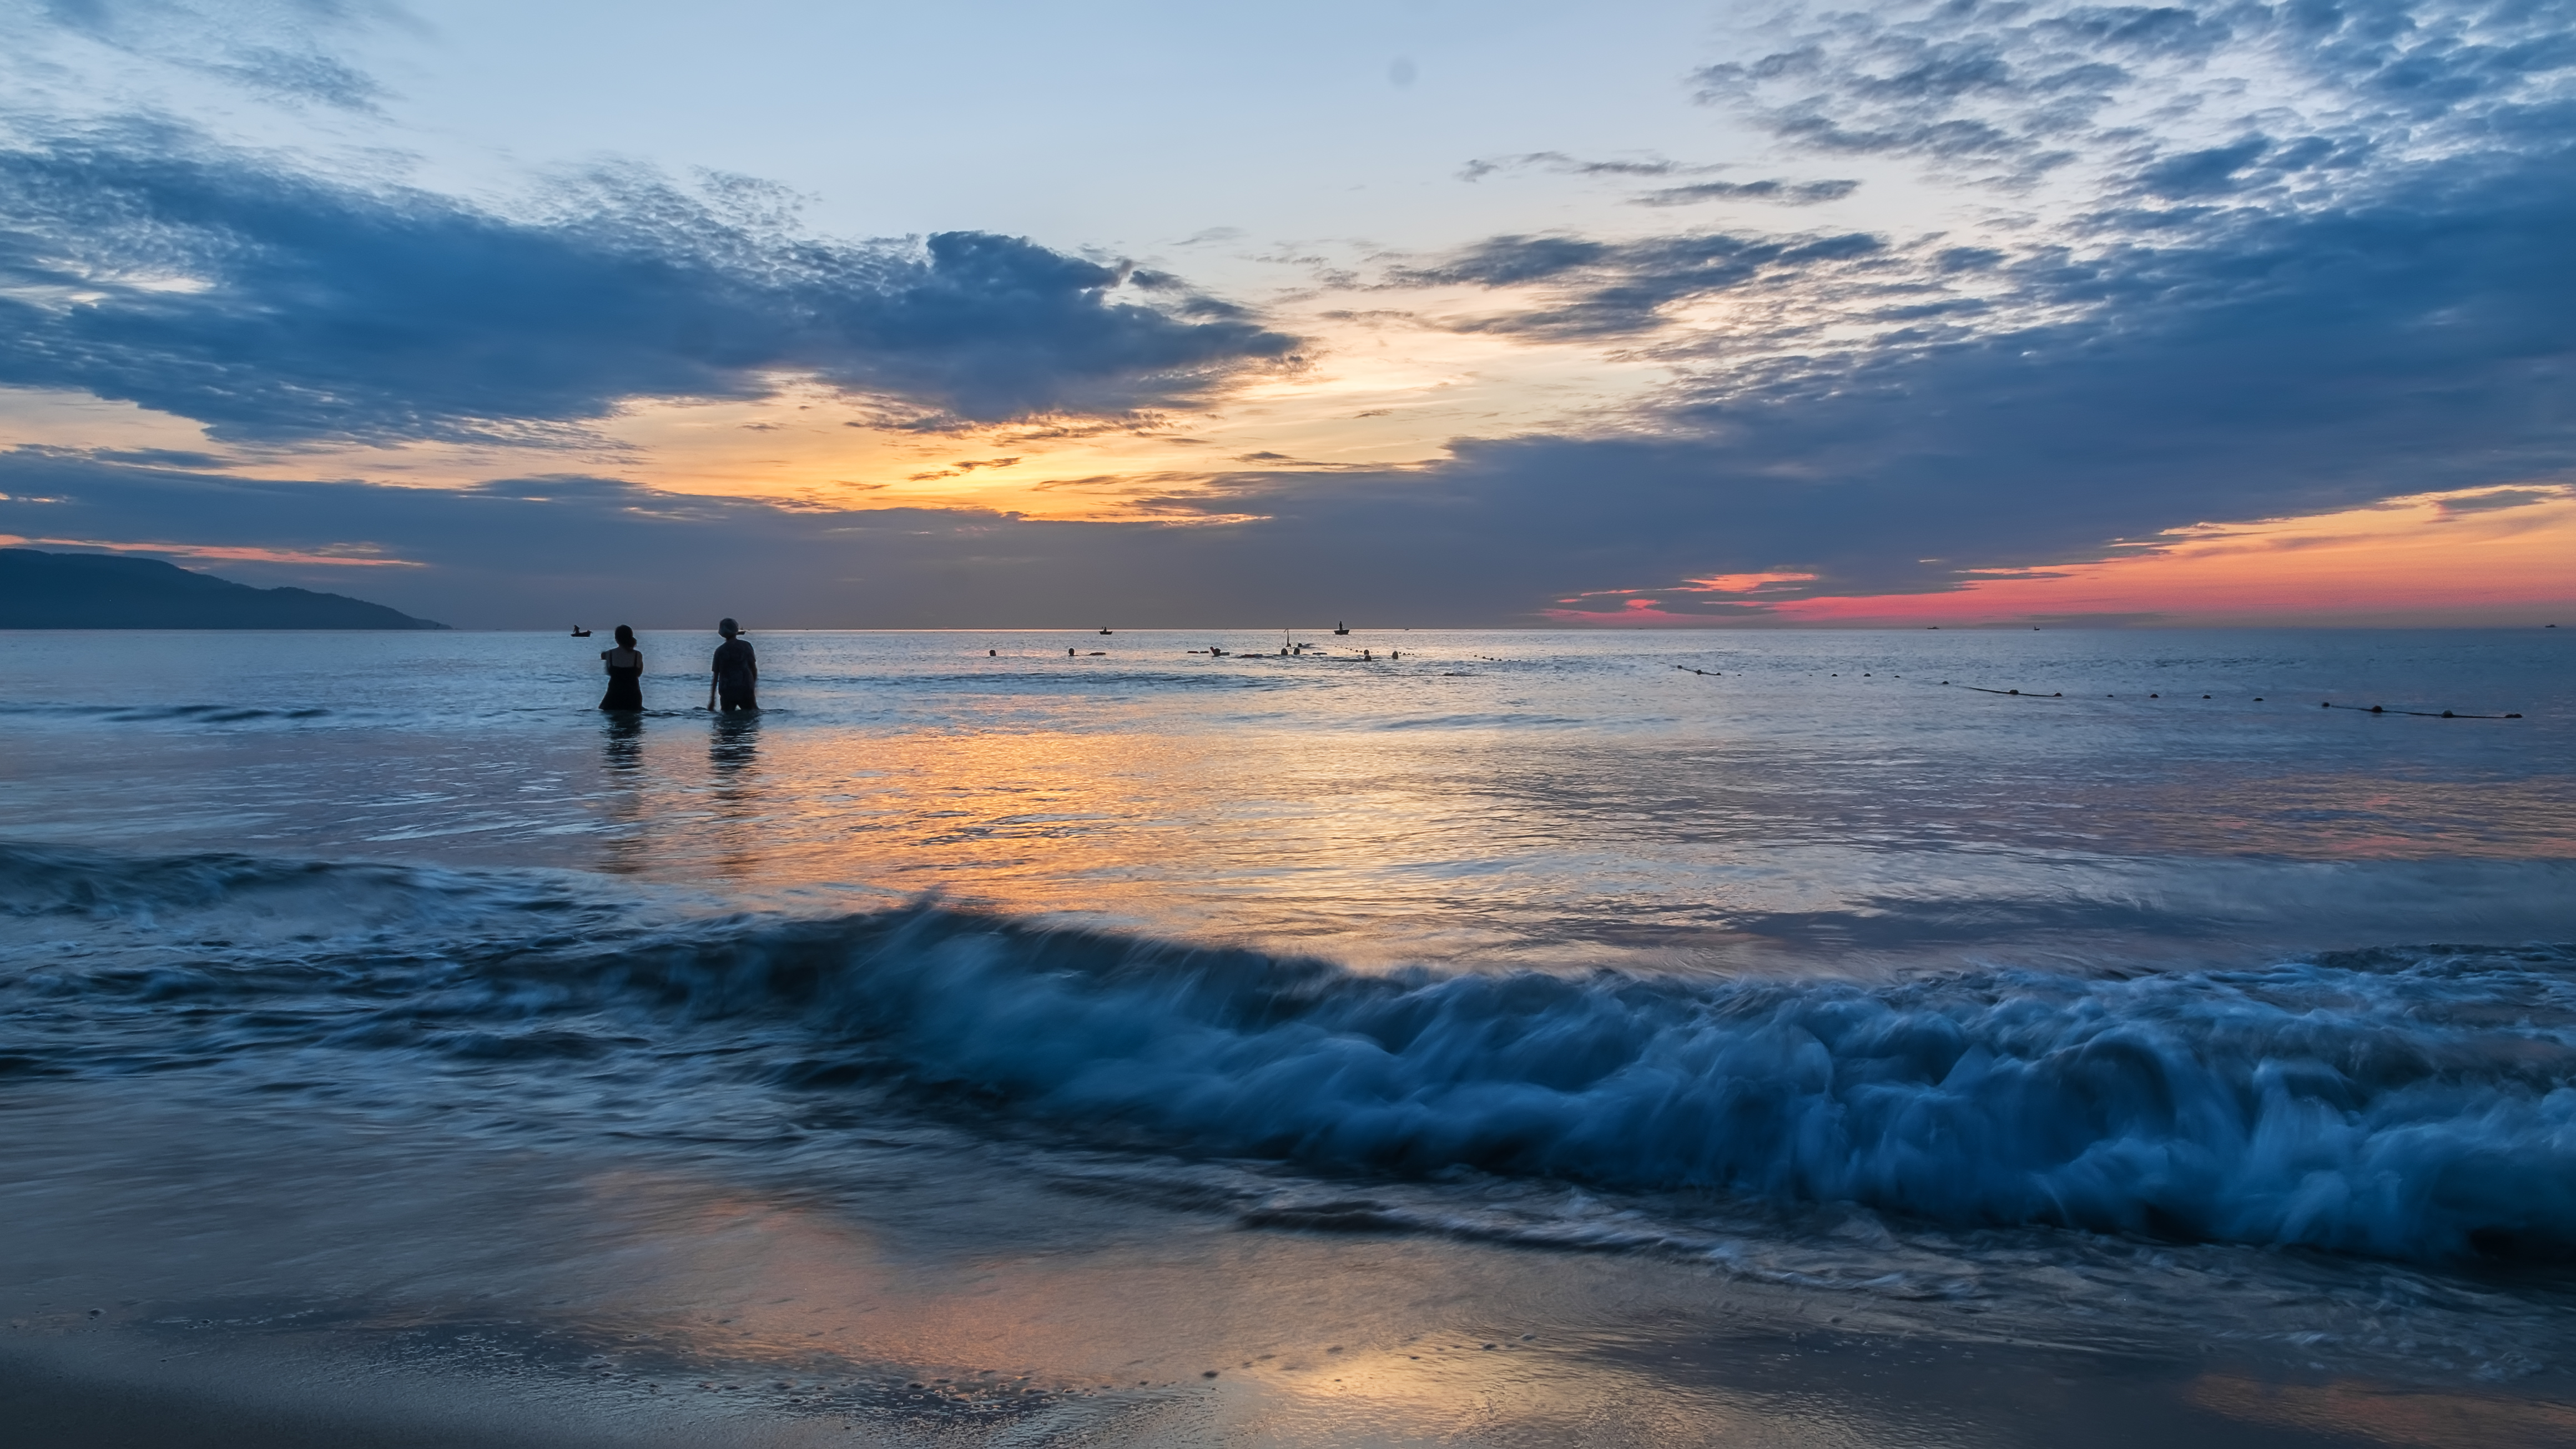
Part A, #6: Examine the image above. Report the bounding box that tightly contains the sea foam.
[8,845,2574,1263]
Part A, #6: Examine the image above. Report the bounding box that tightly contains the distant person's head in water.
[614,625,636,649]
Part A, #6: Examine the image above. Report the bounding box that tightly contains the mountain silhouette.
[0,548,447,629]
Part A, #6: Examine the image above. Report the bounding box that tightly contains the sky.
[1,0,2570,628]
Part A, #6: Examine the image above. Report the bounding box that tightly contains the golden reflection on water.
[562,703,2576,972]
[551,1169,1879,1446]
[597,712,651,877]
[2187,1372,2576,1447]
[703,713,768,881]
[590,718,1552,965]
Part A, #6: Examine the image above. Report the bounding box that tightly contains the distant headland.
[0,548,448,630]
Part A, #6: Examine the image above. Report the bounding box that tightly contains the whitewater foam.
[8,845,2573,1265]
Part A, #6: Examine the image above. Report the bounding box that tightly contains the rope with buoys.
[2321,701,2523,719]
[1665,668,2528,719]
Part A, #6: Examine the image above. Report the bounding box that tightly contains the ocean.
[3,627,2572,1446]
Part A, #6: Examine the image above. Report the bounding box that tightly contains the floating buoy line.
[2320,701,2523,719]
[1662,668,2526,719]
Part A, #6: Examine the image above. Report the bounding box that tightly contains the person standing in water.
[598,625,644,710]
[708,618,758,711]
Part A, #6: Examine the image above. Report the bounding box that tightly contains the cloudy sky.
[2,0,2570,628]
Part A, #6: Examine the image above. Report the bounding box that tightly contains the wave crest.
[8,844,2575,1261]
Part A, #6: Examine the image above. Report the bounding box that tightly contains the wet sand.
[7,1084,2570,1448]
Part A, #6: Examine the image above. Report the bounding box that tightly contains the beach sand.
[8,1083,2570,1448]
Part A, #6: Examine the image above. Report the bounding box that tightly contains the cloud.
[1119,114,2576,618]
[1696,0,2574,198]
[1458,152,1711,181]
[8,0,402,111]
[1381,229,1887,340]
[1632,178,1862,206]
[6,0,2570,627]
[1254,0,2576,613]
[2437,488,2563,516]
[1371,150,2575,610]
[0,129,1301,444]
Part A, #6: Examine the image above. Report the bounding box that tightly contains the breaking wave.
[6,844,2574,1263]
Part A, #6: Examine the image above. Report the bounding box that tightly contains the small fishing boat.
[1333,622,1349,635]
[569,627,591,638]
[1100,627,1113,635]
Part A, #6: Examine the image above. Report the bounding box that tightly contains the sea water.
[3,628,2573,1433]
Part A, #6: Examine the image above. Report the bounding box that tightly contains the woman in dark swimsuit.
[598,625,644,710]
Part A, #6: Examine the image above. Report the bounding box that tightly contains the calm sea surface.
[4,628,2574,1429]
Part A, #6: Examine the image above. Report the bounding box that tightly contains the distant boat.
[1100,627,1113,635]
[570,627,591,637]
[1333,622,1350,635]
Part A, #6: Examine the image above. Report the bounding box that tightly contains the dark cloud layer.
[0,131,1298,443]
[11,115,2569,625]
[1,449,1589,628]
[1289,139,2576,614]
[1696,0,2573,195]
[1306,0,2576,613]
[6,0,2573,623]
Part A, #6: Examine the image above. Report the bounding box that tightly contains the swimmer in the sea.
[708,618,758,712]
[598,625,643,710]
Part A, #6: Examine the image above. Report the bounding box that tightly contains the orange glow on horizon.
[1550,485,2576,627]
[0,534,425,567]
[0,292,1658,524]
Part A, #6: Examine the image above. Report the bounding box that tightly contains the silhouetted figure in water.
[709,618,758,712]
[598,624,643,710]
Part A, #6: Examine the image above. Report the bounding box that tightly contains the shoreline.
[14,1258,2573,1448]
[7,1085,2574,1448]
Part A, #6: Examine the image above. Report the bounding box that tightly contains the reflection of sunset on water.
[498,632,2576,973]
[541,1168,1924,1443]
[1,630,2564,980]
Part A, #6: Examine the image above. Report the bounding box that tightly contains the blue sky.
[2,0,2572,627]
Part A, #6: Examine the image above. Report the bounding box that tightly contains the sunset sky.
[2,0,2570,627]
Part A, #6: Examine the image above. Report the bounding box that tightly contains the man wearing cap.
[708,618,759,712]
